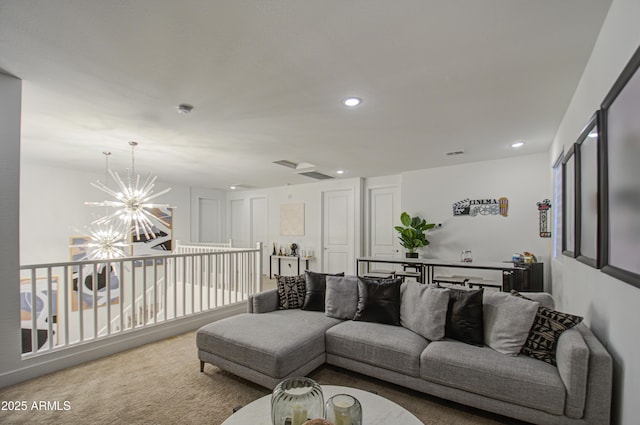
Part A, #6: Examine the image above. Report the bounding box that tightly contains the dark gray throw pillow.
[301,271,345,311]
[354,277,402,326]
[445,288,484,346]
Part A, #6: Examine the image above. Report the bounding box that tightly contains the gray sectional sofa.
[196,288,612,425]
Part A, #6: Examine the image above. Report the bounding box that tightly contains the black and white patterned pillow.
[511,290,583,365]
[276,274,306,310]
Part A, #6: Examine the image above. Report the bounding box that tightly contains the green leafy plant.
[394,212,436,254]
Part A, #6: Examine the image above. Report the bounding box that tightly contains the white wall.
[19,162,191,265]
[549,0,640,423]
[227,177,363,276]
[0,72,23,387]
[401,153,551,285]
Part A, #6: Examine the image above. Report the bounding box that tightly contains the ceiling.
[0,0,611,190]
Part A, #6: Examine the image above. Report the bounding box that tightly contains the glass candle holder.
[324,394,362,425]
[271,377,324,425]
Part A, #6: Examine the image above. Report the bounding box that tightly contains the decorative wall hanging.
[537,199,552,238]
[600,44,640,288]
[20,277,58,350]
[280,203,305,236]
[452,197,509,217]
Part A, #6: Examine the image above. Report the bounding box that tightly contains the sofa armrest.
[556,327,589,418]
[247,289,279,313]
[573,323,613,425]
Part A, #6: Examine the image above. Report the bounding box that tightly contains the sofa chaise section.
[197,301,341,389]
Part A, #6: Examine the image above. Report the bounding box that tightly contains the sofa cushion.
[325,275,359,320]
[483,290,539,355]
[276,274,306,309]
[196,310,342,378]
[302,271,344,311]
[326,320,429,377]
[400,282,450,341]
[445,288,484,346]
[421,340,566,415]
[354,277,402,325]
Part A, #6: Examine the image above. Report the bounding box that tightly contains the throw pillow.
[354,277,403,326]
[301,271,345,312]
[483,290,539,356]
[445,288,485,346]
[276,274,306,310]
[400,282,450,341]
[325,275,360,320]
[511,290,583,365]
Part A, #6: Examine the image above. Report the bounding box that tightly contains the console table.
[221,385,423,425]
[357,257,543,292]
[269,255,313,279]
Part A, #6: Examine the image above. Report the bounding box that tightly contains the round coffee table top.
[221,384,424,425]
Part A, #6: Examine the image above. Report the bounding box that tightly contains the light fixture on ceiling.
[86,141,172,240]
[343,97,362,107]
[73,151,130,260]
[177,103,194,114]
[336,170,345,175]
[511,141,525,148]
[229,186,237,190]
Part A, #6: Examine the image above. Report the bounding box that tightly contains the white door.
[229,199,247,247]
[369,186,401,260]
[250,197,268,271]
[198,198,221,242]
[322,189,354,274]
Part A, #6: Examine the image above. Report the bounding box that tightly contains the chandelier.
[86,141,172,241]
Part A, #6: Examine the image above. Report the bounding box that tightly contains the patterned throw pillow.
[511,290,583,365]
[276,274,306,310]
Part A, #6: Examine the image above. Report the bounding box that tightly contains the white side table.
[221,385,424,425]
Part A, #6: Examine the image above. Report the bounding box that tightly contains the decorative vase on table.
[271,377,324,425]
[325,394,362,425]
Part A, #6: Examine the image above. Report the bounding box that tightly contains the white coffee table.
[221,385,424,424]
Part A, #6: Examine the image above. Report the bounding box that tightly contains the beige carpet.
[0,331,524,425]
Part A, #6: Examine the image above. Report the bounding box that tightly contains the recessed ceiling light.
[511,141,525,148]
[229,186,237,190]
[343,97,362,107]
[336,170,345,175]
[588,131,598,138]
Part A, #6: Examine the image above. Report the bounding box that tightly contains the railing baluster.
[78,265,84,343]
[119,261,124,333]
[47,267,54,350]
[106,261,111,336]
[142,260,147,326]
[64,265,70,346]
[93,263,98,339]
[153,259,158,324]
[30,268,37,353]
[131,259,135,328]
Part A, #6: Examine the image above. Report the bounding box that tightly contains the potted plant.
[394,212,435,258]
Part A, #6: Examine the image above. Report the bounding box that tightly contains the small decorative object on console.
[271,377,324,425]
[460,250,473,263]
[290,243,298,256]
[325,394,362,425]
[302,420,334,425]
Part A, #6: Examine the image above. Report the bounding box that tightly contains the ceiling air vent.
[273,159,298,169]
[446,150,465,156]
[296,170,334,180]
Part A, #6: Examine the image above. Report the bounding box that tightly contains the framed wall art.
[575,111,602,268]
[562,144,577,258]
[600,45,640,288]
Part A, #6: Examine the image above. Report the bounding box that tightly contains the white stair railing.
[19,242,263,357]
